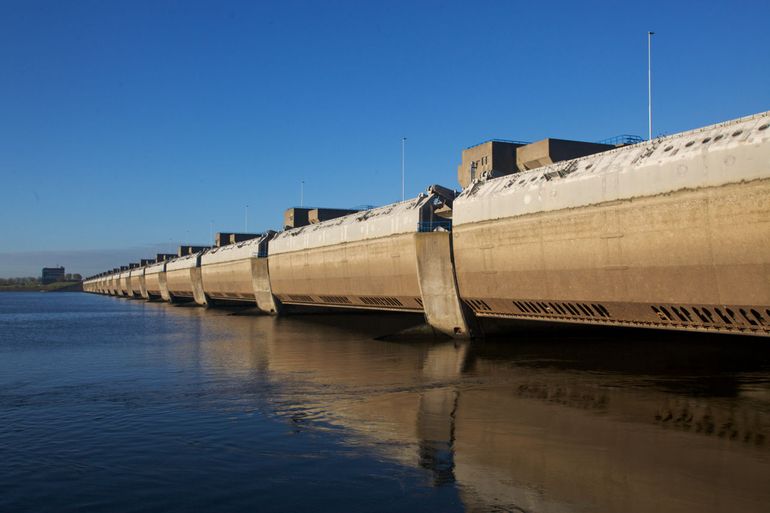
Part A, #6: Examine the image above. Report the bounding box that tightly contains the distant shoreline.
[0,282,83,293]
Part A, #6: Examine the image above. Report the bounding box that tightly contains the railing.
[418,220,452,232]
[598,134,644,146]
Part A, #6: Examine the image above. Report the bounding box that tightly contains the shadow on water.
[470,323,770,396]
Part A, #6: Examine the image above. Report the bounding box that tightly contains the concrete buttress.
[251,258,280,314]
[191,267,207,306]
[414,231,474,338]
[159,272,171,302]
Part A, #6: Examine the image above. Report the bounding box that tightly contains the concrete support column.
[414,231,475,338]
[139,274,149,300]
[251,258,281,314]
[159,272,171,302]
[191,267,207,307]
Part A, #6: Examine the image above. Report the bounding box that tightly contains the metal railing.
[598,134,644,146]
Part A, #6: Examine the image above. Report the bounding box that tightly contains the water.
[1,293,769,513]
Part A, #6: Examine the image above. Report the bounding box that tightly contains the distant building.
[41,266,65,285]
[457,140,524,189]
[457,138,615,189]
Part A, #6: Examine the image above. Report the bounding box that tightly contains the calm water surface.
[1,292,769,512]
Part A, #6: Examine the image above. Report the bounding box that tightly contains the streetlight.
[401,137,406,201]
[648,31,655,141]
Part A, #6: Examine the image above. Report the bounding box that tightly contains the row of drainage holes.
[288,294,314,303]
[466,299,492,311]
[360,296,403,307]
[514,300,611,318]
[652,305,769,327]
[319,295,351,304]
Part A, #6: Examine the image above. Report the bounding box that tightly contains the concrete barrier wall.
[129,268,144,298]
[200,235,269,304]
[165,253,200,302]
[144,262,165,299]
[269,233,424,312]
[267,195,437,313]
[452,111,770,336]
[82,110,770,338]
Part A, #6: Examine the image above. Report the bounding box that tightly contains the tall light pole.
[301,180,304,207]
[648,31,655,141]
[401,137,406,201]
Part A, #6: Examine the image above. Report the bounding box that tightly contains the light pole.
[648,31,655,141]
[401,137,406,201]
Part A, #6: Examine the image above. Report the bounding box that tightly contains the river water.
[1,292,769,513]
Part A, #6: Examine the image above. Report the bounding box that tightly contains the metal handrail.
[598,134,644,146]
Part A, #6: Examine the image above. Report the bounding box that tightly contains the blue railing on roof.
[598,134,644,146]
[418,220,452,232]
[465,138,530,150]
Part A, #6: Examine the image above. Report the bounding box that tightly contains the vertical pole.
[401,137,406,201]
[648,31,654,141]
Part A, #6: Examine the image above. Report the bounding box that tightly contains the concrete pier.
[82,110,770,338]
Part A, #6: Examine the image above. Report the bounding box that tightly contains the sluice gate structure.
[82,111,770,338]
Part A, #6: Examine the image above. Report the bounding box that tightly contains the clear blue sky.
[1,0,768,277]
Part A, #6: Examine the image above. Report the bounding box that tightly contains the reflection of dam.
[84,111,770,338]
[162,309,770,513]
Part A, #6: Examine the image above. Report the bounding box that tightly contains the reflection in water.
[161,307,770,513]
[2,294,769,513]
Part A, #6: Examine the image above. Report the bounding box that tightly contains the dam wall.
[129,267,145,299]
[199,233,273,308]
[164,253,203,304]
[82,110,770,338]
[452,111,770,336]
[144,260,165,300]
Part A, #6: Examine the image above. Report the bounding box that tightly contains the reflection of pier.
[159,310,770,512]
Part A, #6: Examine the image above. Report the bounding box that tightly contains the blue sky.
[1,0,768,277]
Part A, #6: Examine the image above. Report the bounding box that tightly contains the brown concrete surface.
[453,179,770,336]
[268,233,424,312]
[144,271,162,299]
[200,259,255,302]
[165,268,196,301]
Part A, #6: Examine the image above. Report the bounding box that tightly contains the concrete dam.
[83,110,770,338]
